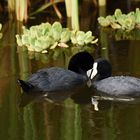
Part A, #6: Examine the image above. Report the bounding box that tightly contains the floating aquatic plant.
[16,22,98,53]
[98,8,140,31]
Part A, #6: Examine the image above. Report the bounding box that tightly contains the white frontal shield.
[86,62,98,80]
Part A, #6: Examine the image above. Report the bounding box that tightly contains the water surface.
[1,5,140,140]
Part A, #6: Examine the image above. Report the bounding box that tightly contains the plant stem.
[8,0,28,22]
[16,0,28,22]
[72,0,79,30]
[98,0,106,6]
[65,0,72,17]
[50,0,62,19]
[8,0,15,19]
[99,6,109,59]
[30,0,64,16]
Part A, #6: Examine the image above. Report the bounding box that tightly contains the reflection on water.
[1,10,140,140]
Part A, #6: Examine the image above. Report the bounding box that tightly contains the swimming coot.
[18,51,94,93]
[87,58,140,97]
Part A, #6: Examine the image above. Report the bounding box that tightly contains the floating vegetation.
[16,22,98,53]
[0,24,2,39]
[98,8,140,31]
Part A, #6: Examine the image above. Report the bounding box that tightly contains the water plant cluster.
[16,22,97,53]
[98,8,140,31]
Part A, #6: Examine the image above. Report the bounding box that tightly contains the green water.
[1,5,140,139]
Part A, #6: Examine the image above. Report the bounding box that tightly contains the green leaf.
[84,31,94,44]
[70,31,77,44]
[34,47,42,52]
[52,22,62,34]
[35,39,42,48]
[76,31,85,45]
[16,35,23,46]
[110,22,121,29]
[52,22,62,31]
[117,14,126,26]
[22,26,29,34]
[106,15,116,23]
[22,34,29,45]
[51,22,63,41]
[124,18,135,30]
[29,37,36,47]
[135,8,140,24]
[114,9,122,19]
[51,29,61,41]
[39,36,54,49]
[60,29,71,43]
[98,17,110,27]
[42,23,51,35]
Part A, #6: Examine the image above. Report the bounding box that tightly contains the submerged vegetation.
[98,8,140,31]
[16,22,98,53]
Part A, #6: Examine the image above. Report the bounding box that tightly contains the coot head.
[87,58,112,80]
[68,51,94,74]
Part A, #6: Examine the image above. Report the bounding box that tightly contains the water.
[1,3,140,140]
